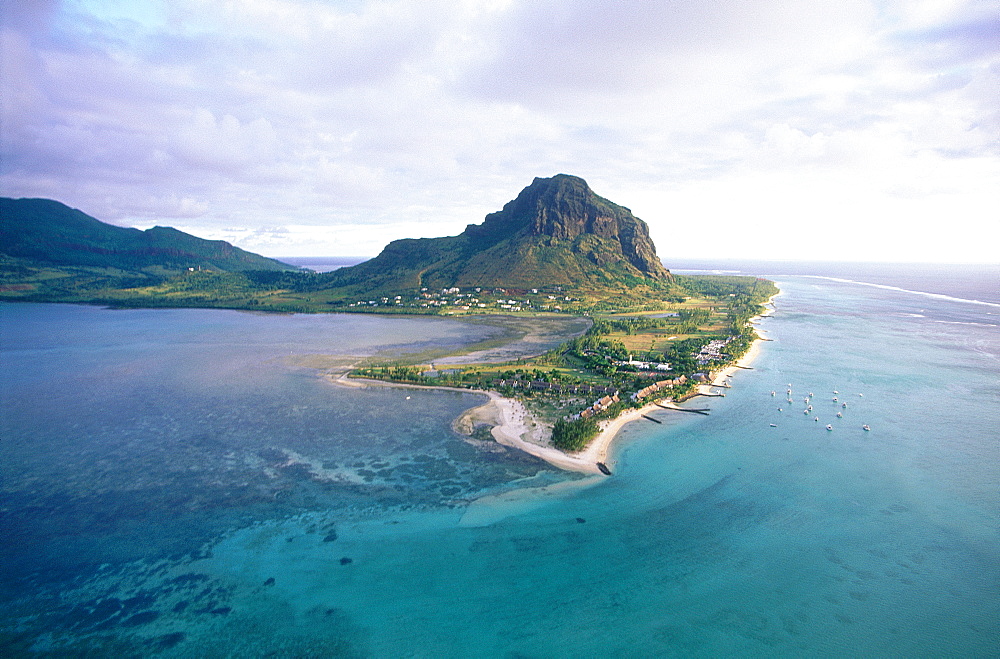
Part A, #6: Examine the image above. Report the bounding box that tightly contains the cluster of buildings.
[490,378,618,396]
[696,338,733,365]
[614,358,672,371]
[577,393,621,418]
[631,375,688,402]
[342,286,578,312]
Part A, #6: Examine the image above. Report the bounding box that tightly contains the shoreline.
[331,294,775,475]
[334,374,606,474]
[331,331,765,476]
[565,293,775,472]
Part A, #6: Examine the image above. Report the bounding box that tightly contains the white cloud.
[1,0,997,261]
[171,109,278,171]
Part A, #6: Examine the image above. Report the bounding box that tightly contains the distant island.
[1,175,777,470]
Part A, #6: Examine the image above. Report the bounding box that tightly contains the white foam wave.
[931,320,1000,328]
[793,276,1000,309]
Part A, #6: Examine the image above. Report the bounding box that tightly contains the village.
[342,286,580,313]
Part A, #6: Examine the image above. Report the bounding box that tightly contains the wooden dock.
[656,402,710,416]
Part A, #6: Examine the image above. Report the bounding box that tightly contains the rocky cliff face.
[322,174,672,292]
[463,174,670,279]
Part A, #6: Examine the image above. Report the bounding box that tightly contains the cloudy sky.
[2,0,998,262]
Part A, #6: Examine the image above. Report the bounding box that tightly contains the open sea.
[1,261,998,657]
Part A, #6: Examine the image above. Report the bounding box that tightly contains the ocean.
[1,261,997,657]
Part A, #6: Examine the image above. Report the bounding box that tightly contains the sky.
[2,0,998,263]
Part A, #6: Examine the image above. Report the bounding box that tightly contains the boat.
[770,423,777,427]
[826,425,833,431]
[771,391,776,396]
[833,390,839,394]
[858,393,863,397]
[814,417,819,422]
[807,405,813,411]
[804,409,809,415]
[836,412,843,418]
[863,425,870,431]
[597,462,612,475]
[833,397,838,402]
[842,402,847,408]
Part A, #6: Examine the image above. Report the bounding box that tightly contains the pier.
[656,402,710,416]
[641,414,662,424]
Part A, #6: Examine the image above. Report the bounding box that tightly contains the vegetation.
[0,198,293,273]
[551,417,600,451]
[350,273,776,455]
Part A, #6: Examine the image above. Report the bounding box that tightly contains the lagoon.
[1,262,998,656]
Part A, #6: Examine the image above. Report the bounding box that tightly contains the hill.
[0,198,293,272]
[321,174,672,293]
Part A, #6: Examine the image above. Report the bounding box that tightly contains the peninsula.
[2,175,777,469]
[322,175,777,471]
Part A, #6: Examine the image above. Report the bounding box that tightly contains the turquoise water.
[2,269,999,656]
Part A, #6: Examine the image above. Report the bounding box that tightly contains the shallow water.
[2,267,998,656]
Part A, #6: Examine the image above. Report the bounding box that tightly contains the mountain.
[322,174,671,292]
[0,198,294,272]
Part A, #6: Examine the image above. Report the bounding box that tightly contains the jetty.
[656,402,710,416]
[641,414,662,424]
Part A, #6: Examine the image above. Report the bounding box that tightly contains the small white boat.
[863,425,870,431]
[804,409,810,415]
[814,416,820,422]
[769,423,777,427]
[771,391,776,396]
[833,397,838,402]
[836,412,843,418]
[858,393,863,397]
[833,390,839,394]
[807,405,813,411]
[826,425,833,431]
[778,407,783,411]
[809,392,814,397]
[842,403,848,408]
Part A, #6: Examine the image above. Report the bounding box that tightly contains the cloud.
[1,0,997,261]
[171,109,278,171]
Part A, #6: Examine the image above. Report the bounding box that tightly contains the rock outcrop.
[322,174,671,292]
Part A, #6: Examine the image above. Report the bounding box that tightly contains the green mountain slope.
[0,198,293,272]
[321,174,672,293]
